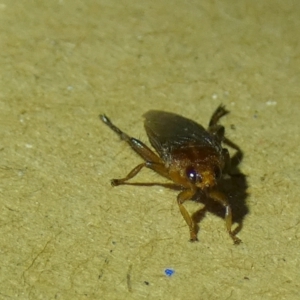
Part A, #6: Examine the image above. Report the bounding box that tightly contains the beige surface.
[1,1,300,299]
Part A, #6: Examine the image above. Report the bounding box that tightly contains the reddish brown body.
[100,105,241,244]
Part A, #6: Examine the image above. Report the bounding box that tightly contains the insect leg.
[100,115,170,183]
[100,114,162,163]
[208,190,241,244]
[223,137,243,170]
[208,105,228,142]
[208,124,225,142]
[222,148,231,174]
[177,188,198,241]
[208,104,229,128]
[111,163,146,186]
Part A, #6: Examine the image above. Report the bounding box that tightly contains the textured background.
[1,1,300,299]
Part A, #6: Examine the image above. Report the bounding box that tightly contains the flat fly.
[100,105,241,244]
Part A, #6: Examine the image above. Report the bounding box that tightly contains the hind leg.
[100,114,170,183]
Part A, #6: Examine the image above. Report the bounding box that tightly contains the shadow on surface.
[109,142,249,240]
[192,144,249,238]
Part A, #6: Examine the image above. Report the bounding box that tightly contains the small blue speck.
[164,268,175,277]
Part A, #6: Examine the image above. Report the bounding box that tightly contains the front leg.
[208,189,241,244]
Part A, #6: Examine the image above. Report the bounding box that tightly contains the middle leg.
[208,189,241,244]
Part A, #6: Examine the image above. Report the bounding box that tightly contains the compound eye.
[214,166,222,180]
[186,167,202,184]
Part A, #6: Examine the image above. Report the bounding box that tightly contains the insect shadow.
[191,148,248,238]
[118,149,248,240]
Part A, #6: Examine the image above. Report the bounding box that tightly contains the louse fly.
[100,105,241,244]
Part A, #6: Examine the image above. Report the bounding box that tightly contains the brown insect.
[100,105,241,244]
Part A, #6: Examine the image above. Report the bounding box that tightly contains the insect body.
[100,105,241,244]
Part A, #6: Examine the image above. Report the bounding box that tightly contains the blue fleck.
[164,268,175,277]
